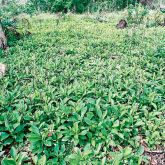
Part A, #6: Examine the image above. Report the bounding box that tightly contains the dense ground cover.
[0,13,165,164]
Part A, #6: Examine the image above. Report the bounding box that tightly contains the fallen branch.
[145,150,165,154]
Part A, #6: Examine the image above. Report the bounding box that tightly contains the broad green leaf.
[81,107,87,118]
[73,122,78,133]
[10,147,17,159]
[96,98,102,118]
[83,150,92,157]
[113,120,119,127]
[28,134,42,143]
[38,155,46,165]
[1,158,16,165]
[117,133,124,139]
[0,132,9,141]
[137,146,144,155]
[44,140,52,146]
[102,157,106,165]
[54,144,59,154]
[96,108,103,119]
[3,138,13,145]
[61,144,66,153]
[32,156,38,164]
[79,130,88,135]
[17,153,27,165]
[84,143,91,151]
[84,117,92,125]
[135,120,144,126]
[30,125,40,134]
[95,143,102,154]
[123,147,132,157]
[62,136,70,141]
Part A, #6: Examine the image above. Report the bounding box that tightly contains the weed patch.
[0,14,165,164]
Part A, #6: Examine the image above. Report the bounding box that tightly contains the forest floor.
[0,13,165,164]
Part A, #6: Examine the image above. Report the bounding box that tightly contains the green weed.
[0,13,165,164]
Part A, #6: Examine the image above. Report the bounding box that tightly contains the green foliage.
[0,1,32,47]
[1,147,27,165]
[145,10,165,28]
[0,17,32,47]
[127,4,149,25]
[26,0,137,13]
[0,1,25,18]
[0,0,148,14]
[0,13,165,164]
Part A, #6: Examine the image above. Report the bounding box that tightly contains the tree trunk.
[0,24,7,50]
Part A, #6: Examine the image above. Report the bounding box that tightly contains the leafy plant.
[0,12,164,164]
[1,147,27,165]
[127,4,149,25]
[25,0,137,13]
